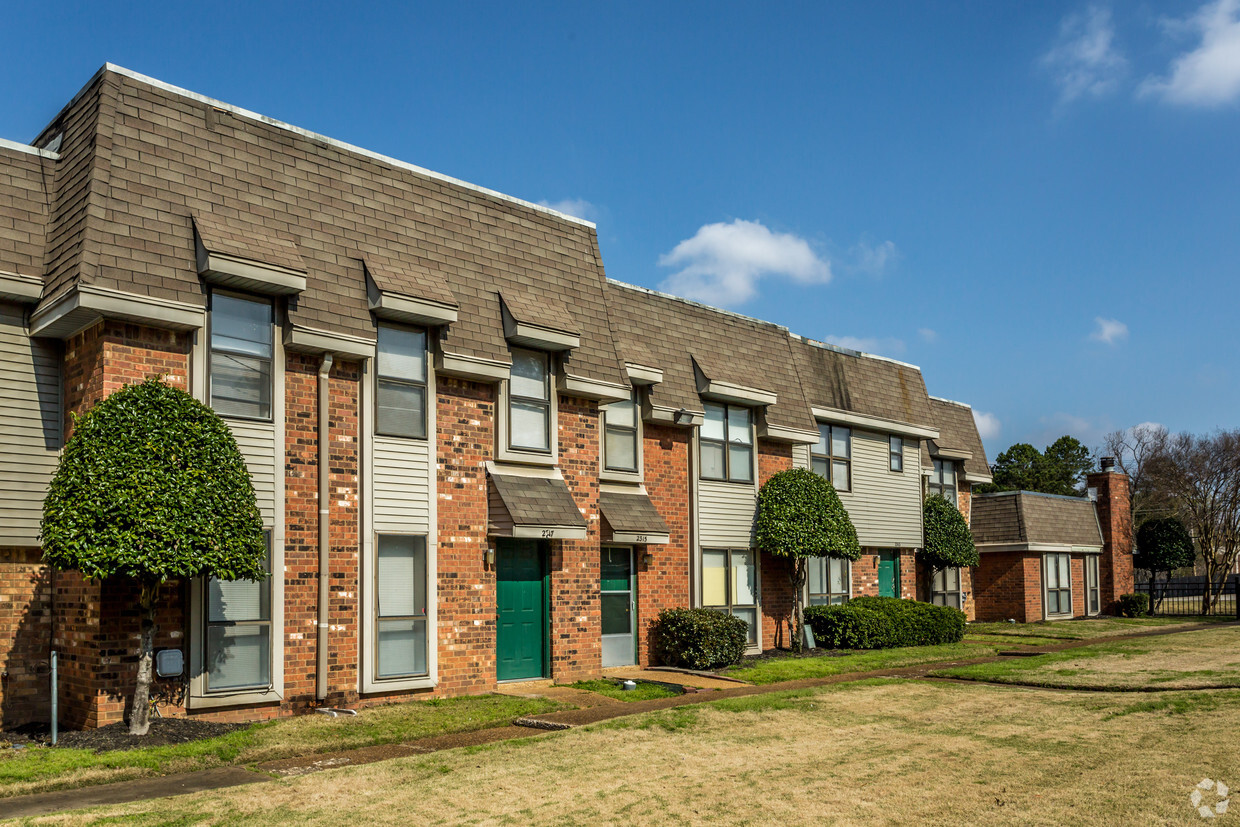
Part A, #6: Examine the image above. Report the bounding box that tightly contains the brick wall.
[973,551,1039,622]
[636,423,690,665]
[0,548,52,728]
[1087,470,1134,612]
[757,441,793,651]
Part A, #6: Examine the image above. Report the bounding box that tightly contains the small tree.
[41,378,266,735]
[755,468,860,652]
[1134,517,1196,612]
[922,495,979,599]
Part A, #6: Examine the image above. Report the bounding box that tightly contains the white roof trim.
[436,350,510,383]
[977,542,1103,555]
[94,64,596,229]
[30,284,205,338]
[929,395,975,410]
[0,136,59,160]
[0,271,43,303]
[283,324,376,360]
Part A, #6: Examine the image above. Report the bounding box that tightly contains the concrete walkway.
[4,619,1233,821]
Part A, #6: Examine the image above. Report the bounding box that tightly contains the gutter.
[317,353,334,702]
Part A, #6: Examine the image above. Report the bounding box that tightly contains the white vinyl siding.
[698,479,757,547]
[373,435,432,533]
[228,420,277,524]
[0,303,61,545]
[809,429,923,549]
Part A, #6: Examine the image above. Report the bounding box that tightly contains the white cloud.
[658,219,830,306]
[1140,0,1240,106]
[537,198,598,221]
[1041,5,1127,103]
[973,410,1001,441]
[1090,316,1129,345]
[850,239,899,276]
[917,327,939,343]
[823,335,907,357]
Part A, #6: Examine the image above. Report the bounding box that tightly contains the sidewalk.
[4,619,1233,821]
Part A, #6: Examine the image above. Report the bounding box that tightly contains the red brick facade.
[634,423,690,666]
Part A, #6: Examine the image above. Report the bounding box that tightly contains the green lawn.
[933,624,1240,690]
[569,680,681,702]
[0,694,563,801]
[965,615,1226,642]
[724,640,996,684]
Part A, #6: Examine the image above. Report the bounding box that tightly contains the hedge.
[652,608,749,670]
[804,597,966,650]
[1118,593,1150,618]
[922,494,979,568]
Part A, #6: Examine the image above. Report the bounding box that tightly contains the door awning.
[488,471,588,540]
[599,490,670,545]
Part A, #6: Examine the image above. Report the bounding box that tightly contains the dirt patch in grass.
[53,680,1240,825]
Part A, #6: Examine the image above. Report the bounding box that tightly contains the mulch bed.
[1,718,248,752]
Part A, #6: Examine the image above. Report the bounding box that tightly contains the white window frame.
[702,548,761,649]
[375,323,428,440]
[496,348,558,465]
[699,402,754,483]
[1085,554,1101,617]
[600,387,643,481]
[929,459,957,506]
[208,290,275,422]
[889,435,904,473]
[808,556,852,606]
[811,422,852,492]
[362,533,436,691]
[1043,553,1074,618]
[930,566,963,610]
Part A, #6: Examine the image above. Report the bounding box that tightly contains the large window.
[375,535,429,679]
[703,549,758,644]
[808,557,850,605]
[812,423,851,492]
[205,534,272,692]
[1085,555,1100,616]
[931,567,963,609]
[929,459,956,505]
[509,348,551,452]
[700,403,753,482]
[603,390,639,473]
[890,436,904,472]
[1045,553,1072,616]
[210,293,273,420]
[376,324,427,439]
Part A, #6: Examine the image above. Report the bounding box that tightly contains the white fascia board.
[810,406,939,440]
[485,461,564,480]
[283,325,376,360]
[646,402,703,427]
[698,379,777,407]
[510,524,589,540]
[624,362,663,385]
[0,136,59,160]
[0,271,43,303]
[559,373,630,403]
[31,285,206,338]
[976,542,1103,554]
[437,350,510,382]
[197,247,306,296]
[962,472,993,485]
[932,447,973,461]
[611,531,670,545]
[758,422,819,445]
[369,290,458,326]
[504,320,580,352]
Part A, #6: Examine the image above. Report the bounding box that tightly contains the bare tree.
[1145,430,1240,614]
[1102,423,1169,525]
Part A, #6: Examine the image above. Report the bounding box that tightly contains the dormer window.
[812,423,851,492]
[603,390,639,473]
[509,348,551,453]
[376,324,427,439]
[701,402,753,483]
[209,292,274,420]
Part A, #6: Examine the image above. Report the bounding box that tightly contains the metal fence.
[1135,574,1240,618]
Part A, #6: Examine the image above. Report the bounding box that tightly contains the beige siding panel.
[228,419,277,524]
[0,304,61,545]
[373,435,431,534]
[837,430,923,548]
[792,443,811,470]
[699,479,756,547]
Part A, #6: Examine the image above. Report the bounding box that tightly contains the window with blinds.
[808,557,850,605]
[205,535,272,692]
[931,567,963,609]
[509,348,551,452]
[700,403,753,483]
[376,324,428,439]
[1045,553,1072,616]
[375,534,429,679]
[811,423,851,492]
[603,390,639,472]
[209,292,273,420]
[702,548,758,644]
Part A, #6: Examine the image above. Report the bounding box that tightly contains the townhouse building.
[0,65,1046,731]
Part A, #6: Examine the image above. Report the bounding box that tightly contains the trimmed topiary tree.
[755,468,860,652]
[41,377,266,736]
[1135,517,1196,612]
[921,495,978,600]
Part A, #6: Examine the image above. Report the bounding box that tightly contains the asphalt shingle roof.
[789,335,936,429]
[971,491,1103,547]
[489,473,587,529]
[927,397,991,479]
[598,491,671,535]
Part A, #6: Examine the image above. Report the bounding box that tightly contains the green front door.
[877,551,900,598]
[496,539,547,681]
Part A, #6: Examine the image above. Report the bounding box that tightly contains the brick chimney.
[1088,459,1134,612]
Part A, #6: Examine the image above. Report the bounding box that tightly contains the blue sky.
[3,2,1239,460]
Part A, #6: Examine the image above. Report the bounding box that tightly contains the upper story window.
[603,389,639,473]
[376,324,428,439]
[812,423,851,492]
[210,293,273,420]
[509,348,551,453]
[890,436,904,472]
[701,402,753,483]
[929,459,956,505]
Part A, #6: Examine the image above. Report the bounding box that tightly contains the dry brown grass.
[20,679,1240,826]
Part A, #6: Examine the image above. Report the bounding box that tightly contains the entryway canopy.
[487,466,588,540]
[598,490,670,545]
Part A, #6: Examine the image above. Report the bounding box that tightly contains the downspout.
[317,353,334,702]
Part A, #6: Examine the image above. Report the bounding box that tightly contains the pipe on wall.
[317,352,334,702]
